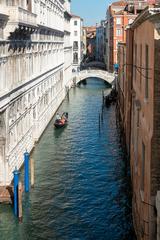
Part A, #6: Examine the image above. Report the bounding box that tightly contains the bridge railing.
[75,69,115,85]
[79,70,114,77]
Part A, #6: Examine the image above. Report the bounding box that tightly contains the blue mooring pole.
[24,150,30,192]
[13,168,20,217]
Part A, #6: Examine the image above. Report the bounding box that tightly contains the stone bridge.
[74,70,115,85]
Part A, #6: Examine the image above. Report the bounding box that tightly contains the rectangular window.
[116,18,121,25]
[137,109,140,128]
[74,31,78,36]
[134,43,137,81]
[74,20,77,26]
[73,41,78,50]
[145,44,149,99]
[0,28,3,39]
[140,44,142,89]
[141,142,145,191]
[134,108,140,172]
[73,52,78,64]
[116,29,122,36]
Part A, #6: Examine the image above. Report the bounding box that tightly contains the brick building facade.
[117,27,134,154]
[129,6,160,240]
[107,1,136,72]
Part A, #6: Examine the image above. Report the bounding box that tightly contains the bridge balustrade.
[75,69,115,85]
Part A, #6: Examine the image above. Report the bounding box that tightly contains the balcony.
[1,6,37,38]
[18,7,37,27]
[0,13,9,28]
[2,6,37,28]
[11,7,37,27]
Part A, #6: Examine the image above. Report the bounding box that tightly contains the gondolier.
[54,112,68,128]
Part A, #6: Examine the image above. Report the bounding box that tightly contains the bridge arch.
[74,69,115,86]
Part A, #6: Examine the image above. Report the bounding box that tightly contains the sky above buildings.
[71,0,113,26]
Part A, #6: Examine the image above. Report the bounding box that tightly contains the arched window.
[73,52,78,64]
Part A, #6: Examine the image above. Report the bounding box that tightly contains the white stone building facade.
[64,0,72,90]
[0,0,73,186]
[71,15,83,72]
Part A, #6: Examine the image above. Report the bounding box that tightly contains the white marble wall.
[4,65,65,185]
[32,0,64,32]
[64,47,72,87]
[64,0,72,88]
[0,49,65,185]
[0,0,74,186]
[71,16,83,71]
[0,39,64,97]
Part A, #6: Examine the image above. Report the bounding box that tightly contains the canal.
[0,78,135,240]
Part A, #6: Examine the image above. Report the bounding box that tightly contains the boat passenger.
[56,113,61,120]
[62,113,66,121]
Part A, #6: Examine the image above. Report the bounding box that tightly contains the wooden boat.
[54,112,68,128]
[105,88,117,106]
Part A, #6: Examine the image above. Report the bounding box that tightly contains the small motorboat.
[54,112,68,128]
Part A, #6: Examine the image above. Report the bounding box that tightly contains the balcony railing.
[73,46,78,51]
[73,60,78,64]
[18,7,37,26]
[2,6,37,27]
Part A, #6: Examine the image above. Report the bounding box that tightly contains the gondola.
[54,112,68,128]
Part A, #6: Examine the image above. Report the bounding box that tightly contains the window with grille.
[116,29,122,36]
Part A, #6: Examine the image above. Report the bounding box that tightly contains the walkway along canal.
[0,78,136,240]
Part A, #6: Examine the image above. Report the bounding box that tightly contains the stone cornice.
[0,13,9,21]
[0,13,9,28]
[131,5,160,29]
[131,6,150,29]
[64,10,72,20]
[0,63,64,112]
[0,39,63,43]
[64,46,72,49]
[38,24,64,36]
[148,9,160,29]
[64,30,70,35]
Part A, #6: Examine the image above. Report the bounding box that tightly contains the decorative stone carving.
[0,113,6,141]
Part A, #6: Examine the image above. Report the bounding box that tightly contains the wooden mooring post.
[18,181,23,223]
[13,168,20,217]
[99,112,101,132]
[30,158,35,188]
[24,151,30,192]
[102,90,104,104]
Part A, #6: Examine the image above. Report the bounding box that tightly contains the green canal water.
[0,78,135,240]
